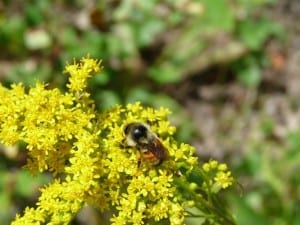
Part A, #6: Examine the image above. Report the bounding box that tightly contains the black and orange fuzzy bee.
[124,122,169,166]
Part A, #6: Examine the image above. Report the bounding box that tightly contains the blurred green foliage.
[228,118,300,225]
[0,0,283,87]
[0,0,288,224]
[0,160,50,224]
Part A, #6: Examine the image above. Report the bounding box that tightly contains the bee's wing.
[148,138,168,160]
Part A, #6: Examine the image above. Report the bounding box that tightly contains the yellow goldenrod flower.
[202,159,234,193]
[64,56,101,92]
[0,56,236,225]
[214,171,234,189]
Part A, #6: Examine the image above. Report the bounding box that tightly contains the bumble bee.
[124,122,168,166]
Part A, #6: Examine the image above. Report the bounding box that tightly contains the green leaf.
[90,71,110,86]
[227,194,268,225]
[200,0,235,32]
[0,16,26,55]
[25,4,44,25]
[244,147,262,175]
[15,170,50,197]
[237,18,283,51]
[125,87,153,104]
[285,131,300,162]
[0,191,10,210]
[236,57,261,87]
[148,63,182,83]
[95,90,121,110]
[6,62,51,86]
[135,19,165,46]
[260,117,275,136]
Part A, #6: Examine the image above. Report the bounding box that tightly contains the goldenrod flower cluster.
[0,57,235,225]
[202,160,234,193]
[98,102,197,225]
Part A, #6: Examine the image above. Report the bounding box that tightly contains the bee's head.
[124,122,149,145]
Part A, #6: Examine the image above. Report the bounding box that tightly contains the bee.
[123,122,169,166]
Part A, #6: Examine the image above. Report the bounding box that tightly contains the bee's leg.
[136,150,143,168]
[137,159,142,168]
[133,151,144,176]
[120,144,132,150]
[120,137,132,150]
